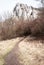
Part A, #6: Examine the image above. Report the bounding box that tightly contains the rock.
[13,3,42,21]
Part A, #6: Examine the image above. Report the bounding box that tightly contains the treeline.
[0,10,44,40]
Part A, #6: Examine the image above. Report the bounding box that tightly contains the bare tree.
[0,15,2,21]
[41,0,44,6]
[36,0,44,7]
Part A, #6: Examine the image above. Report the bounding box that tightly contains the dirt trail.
[4,36,44,65]
[4,37,25,65]
[0,36,25,65]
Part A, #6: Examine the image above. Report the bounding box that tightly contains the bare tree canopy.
[41,0,44,6]
[36,0,44,7]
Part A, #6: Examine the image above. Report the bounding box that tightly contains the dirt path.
[4,36,44,65]
[0,36,25,65]
[4,37,25,65]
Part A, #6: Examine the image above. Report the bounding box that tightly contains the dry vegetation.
[0,13,44,40]
[0,36,44,65]
[0,37,24,65]
[0,18,31,40]
[0,10,44,65]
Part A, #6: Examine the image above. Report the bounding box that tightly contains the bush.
[0,11,44,40]
[29,17,44,36]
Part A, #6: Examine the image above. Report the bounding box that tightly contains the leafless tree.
[36,0,44,7]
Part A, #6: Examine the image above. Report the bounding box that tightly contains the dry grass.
[17,38,44,65]
[0,37,24,65]
[0,36,43,65]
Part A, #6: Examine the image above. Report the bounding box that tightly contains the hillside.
[0,3,44,65]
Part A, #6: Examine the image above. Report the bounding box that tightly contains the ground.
[0,36,44,65]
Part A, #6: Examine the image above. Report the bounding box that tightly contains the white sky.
[0,0,42,15]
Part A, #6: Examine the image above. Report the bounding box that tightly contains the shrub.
[0,11,44,40]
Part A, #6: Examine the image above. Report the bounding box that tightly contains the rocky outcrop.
[13,3,43,21]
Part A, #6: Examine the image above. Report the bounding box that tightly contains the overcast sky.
[0,0,42,15]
